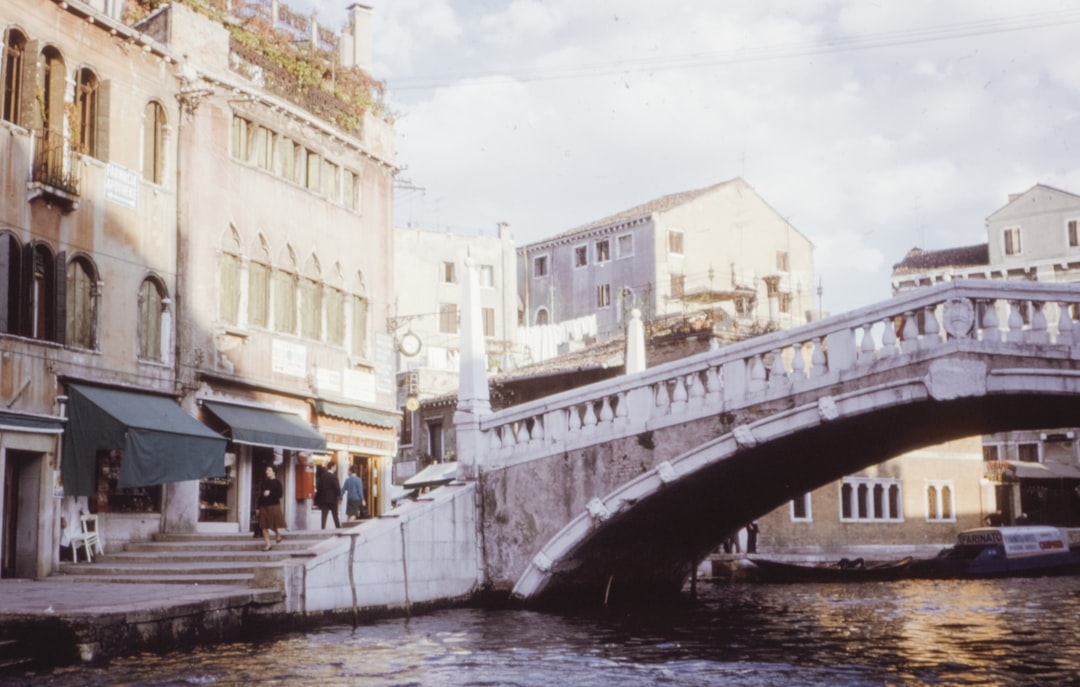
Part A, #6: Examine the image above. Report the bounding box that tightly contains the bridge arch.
[469,281,1080,607]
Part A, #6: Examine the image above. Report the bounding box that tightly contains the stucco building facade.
[889,183,1080,527]
[518,178,817,343]
[0,0,397,578]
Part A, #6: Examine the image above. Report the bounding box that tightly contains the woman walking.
[257,465,286,550]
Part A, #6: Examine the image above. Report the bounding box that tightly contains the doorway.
[2,450,42,578]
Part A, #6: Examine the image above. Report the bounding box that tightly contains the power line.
[386,9,1080,92]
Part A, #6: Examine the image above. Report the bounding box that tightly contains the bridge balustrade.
[477,280,1080,471]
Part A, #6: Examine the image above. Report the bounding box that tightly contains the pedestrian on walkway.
[343,465,367,521]
[316,462,342,529]
[257,465,286,550]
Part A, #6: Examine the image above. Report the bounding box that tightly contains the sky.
[295,0,1080,316]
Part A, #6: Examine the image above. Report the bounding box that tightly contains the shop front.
[314,400,399,519]
[198,400,327,533]
[59,383,227,549]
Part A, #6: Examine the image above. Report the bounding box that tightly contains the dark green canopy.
[61,384,226,497]
[202,401,326,452]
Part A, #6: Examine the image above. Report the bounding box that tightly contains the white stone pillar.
[625,308,646,374]
[455,257,491,480]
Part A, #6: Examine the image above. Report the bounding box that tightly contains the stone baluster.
[488,426,503,451]
[809,338,826,378]
[687,371,706,407]
[614,391,629,427]
[671,375,689,413]
[901,312,920,353]
[880,317,898,357]
[768,349,790,391]
[1058,301,1075,346]
[704,365,721,405]
[514,421,529,449]
[582,400,598,428]
[599,395,615,424]
[1006,301,1025,343]
[748,354,767,392]
[567,404,582,432]
[922,305,941,348]
[654,381,671,416]
[858,324,877,364]
[1027,301,1049,344]
[789,342,806,380]
[980,299,1000,342]
[530,416,544,445]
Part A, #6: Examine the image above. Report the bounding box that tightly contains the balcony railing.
[31,129,81,204]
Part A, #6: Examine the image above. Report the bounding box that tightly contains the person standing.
[257,465,286,550]
[746,520,760,554]
[316,462,342,529]
[343,465,367,521]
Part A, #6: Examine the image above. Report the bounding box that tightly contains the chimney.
[340,3,374,73]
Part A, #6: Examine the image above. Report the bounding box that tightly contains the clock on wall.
[398,332,422,357]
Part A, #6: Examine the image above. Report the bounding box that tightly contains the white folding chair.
[75,514,104,562]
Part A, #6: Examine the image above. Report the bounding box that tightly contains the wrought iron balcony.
[29,129,80,210]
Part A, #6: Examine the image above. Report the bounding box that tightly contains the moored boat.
[747,556,914,583]
[910,526,1080,578]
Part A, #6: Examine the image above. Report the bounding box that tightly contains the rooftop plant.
[124,0,387,134]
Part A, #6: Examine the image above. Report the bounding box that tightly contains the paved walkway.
[0,578,269,617]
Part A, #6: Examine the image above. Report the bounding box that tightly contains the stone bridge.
[456,279,1080,606]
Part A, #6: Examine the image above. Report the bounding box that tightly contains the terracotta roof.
[492,337,625,383]
[546,179,740,241]
[892,244,989,273]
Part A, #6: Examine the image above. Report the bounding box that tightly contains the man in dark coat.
[316,462,342,529]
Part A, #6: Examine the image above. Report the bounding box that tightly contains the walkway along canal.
[0,482,482,668]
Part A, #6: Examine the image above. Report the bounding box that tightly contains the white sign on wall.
[344,367,376,403]
[105,162,138,209]
[271,339,306,377]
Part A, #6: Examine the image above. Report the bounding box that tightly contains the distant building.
[392,223,519,478]
[889,183,1080,527]
[517,178,817,352]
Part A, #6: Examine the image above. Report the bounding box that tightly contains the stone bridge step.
[51,572,256,585]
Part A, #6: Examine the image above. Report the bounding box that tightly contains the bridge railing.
[477,279,1080,468]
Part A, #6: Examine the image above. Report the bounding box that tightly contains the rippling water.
[13,576,1080,686]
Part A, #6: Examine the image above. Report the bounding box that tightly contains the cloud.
[337,0,1080,313]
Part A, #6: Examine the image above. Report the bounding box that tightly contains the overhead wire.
[386,9,1080,91]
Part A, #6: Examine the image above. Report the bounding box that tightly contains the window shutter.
[53,250,66,345]
[18,242,32,336]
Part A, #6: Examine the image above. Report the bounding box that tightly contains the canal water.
[12,576,1080,686]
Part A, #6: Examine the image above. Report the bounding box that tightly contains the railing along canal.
[478,280,1080,468]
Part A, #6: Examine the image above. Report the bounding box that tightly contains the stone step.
[125,539,316,553]
[152,529,355,543]
[96,549,312,564]
[58,560,275,575]
[51,572,256,585]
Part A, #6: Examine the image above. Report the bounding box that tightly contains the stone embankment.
[0,482,484,672]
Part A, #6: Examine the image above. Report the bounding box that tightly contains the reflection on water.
[10,577,1080,686]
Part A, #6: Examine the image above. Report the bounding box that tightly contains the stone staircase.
[54,530,336,587]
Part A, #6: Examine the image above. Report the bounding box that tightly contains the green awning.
[314,399,399,428]
[202,401,326,452]
[0,410,64,434]
[61,384,227,497]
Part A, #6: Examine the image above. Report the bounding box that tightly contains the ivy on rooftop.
[124,0,388,134]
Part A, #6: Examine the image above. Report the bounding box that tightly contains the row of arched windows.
[218,228,370,359]
[2,26,167,183]
[0,231,169,362]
